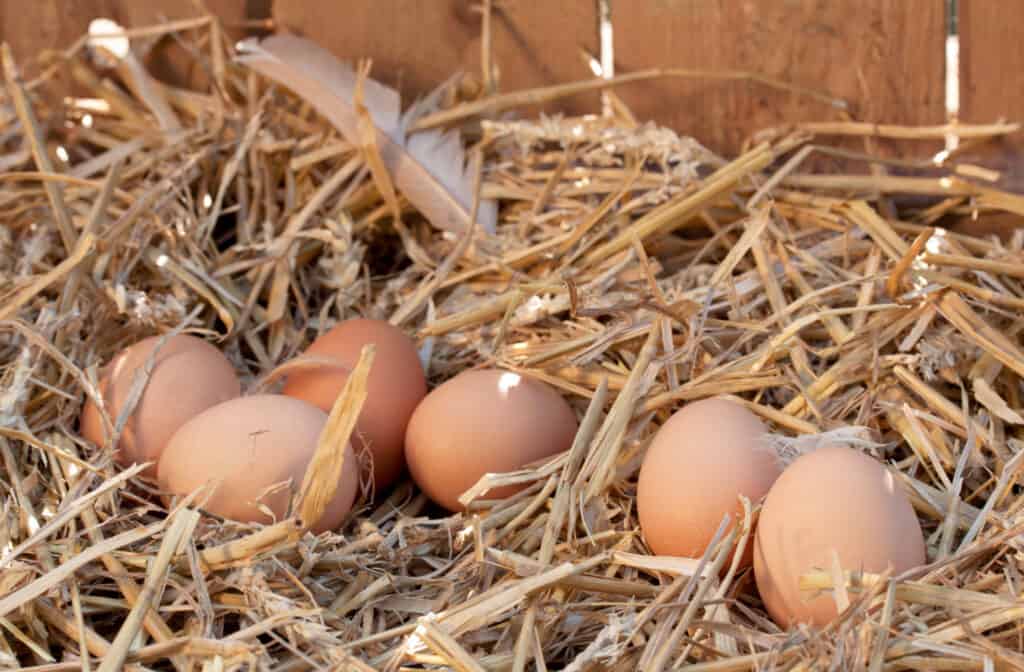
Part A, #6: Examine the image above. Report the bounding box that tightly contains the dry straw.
[2,10,1024,672]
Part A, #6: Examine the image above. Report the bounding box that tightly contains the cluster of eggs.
[81,323,927,630]
[636,398,927,627]
[80,319,579,531]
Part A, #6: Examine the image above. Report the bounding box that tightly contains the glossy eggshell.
[281,319,426,491]
[157,395,359,533]
[404,369,578,512]
[637,398,780,566]
[79,334,240,479]
[753,445,927,628]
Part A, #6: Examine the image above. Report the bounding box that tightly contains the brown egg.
[157,395,359,532]
[754,445,927,628]
[405,369,578,511]
[79,334,240,478]
[637,398,780,566]
[281,318,426,491]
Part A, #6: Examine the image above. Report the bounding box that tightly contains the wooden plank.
[0,0,116,75]
[612,0,947,159]
[957,0,1024,198]
[960,1,1024,124]
[272,0,600,117]
[0,0,258,87]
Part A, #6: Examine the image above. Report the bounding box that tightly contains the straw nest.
[3,14,1024,672]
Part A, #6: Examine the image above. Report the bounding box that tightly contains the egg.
[158,395,359,532]
[281,318,426,491]
[637,398,781,566]
[405,369,577,511]
[80,334,240,478]
[753,445,926,628]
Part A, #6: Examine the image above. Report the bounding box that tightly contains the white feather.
[236,35,496,235]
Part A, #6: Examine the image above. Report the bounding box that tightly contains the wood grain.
[958,0,1024,198]
[272,0,600,118]
[612,0,947,159]
[960,1,1024,124]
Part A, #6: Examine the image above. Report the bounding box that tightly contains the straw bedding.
[2,15,1024,672]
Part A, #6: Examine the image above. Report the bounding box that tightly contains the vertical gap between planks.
[598,0,614,117]
[945,0,960,153]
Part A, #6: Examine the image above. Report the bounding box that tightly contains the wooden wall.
[0,0,1022,174]
[273,1,602,118]
[613,0,946,156]
[959,0,1024,194]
